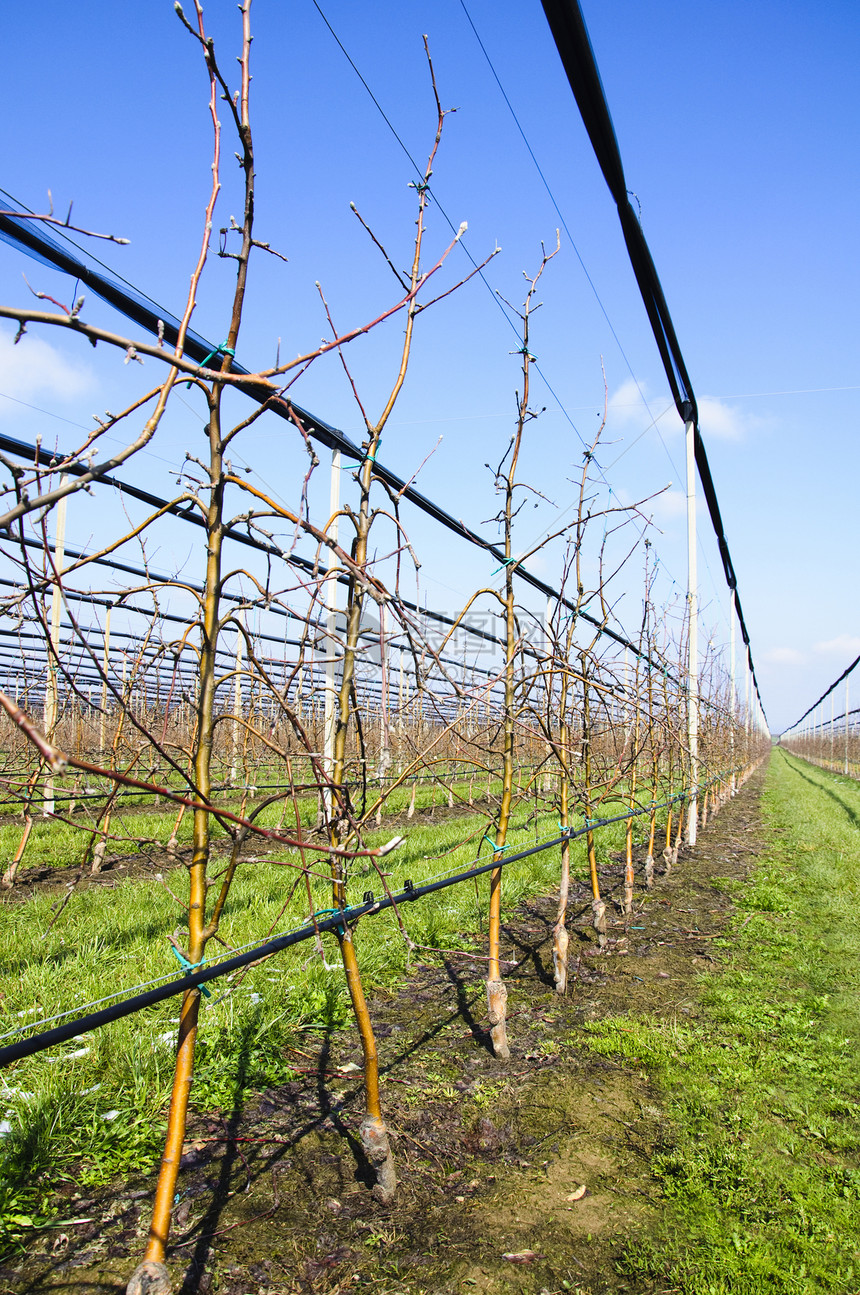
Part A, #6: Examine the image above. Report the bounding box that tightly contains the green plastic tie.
[483,835,511,854]
[310,906,347,932]
[363,435,382,466]
[170,947,211,997]
[186,341,236,387]
[491,556,517,577]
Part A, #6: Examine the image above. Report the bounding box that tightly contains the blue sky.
[1,0,858,734]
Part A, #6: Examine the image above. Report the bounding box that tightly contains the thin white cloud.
[603,379,683,467]
[647,486,686,523]
[606,383,762,445]
[606,377,650,428]
[762,646,806,666]
[0,326,93,414]
[523,549,548,576]
[697,395,766,442]
[813,634,860,658]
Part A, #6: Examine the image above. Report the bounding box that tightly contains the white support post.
[544,593,554,793]
[685,417,699,846]
[230,608,244,785]
[99,603,112,753]
[729,593,736,793]
[745,659,751,756]
[623,646,630,736]
[398,646,405,738]
[378,602,390,780]
[43,479,68,816]
[323,448,341,819]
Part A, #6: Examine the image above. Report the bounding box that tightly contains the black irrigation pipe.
[786,709,860,738]
[0,768,744,1069]
[781,653,860,736]
[2,483,539,687]
[0,653,508,716]
[0,779,343,811]
[8,533,511,663]
[0,614,508,692]
[0,758,524,810]
[0,202,677,683]
[539,0,767,727]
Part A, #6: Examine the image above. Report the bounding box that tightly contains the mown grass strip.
[580,748,860,1293]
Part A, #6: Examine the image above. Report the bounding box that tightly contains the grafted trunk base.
[486,977,510,1058]
[552,923,569,994]
[662,846,673,872]
[644,854,655,888]
[126,1260,171,1295]
[360,1113,396,1203]
[592,897,607,947]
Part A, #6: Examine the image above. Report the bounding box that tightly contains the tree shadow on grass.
[783,755,860,832]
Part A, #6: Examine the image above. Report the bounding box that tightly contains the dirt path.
[5,765,768,1295]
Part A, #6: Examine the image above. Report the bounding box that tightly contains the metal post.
[729,593,736,793]
[845,676,850,776]
[43,479,69,816]
[230,608,244,784]
[398,646,405,738]
[378,602,390,780]
[745,657,751,758]
[323,448,341,818]
[99,603,112,753]
[623,646,630,733]
[685,417,699,846]
[544,593,554,793]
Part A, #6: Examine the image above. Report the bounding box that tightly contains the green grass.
[0,793,647,1254]
[0,750,717,1255]
[0,765,516,870]
[580,748,860,1293]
